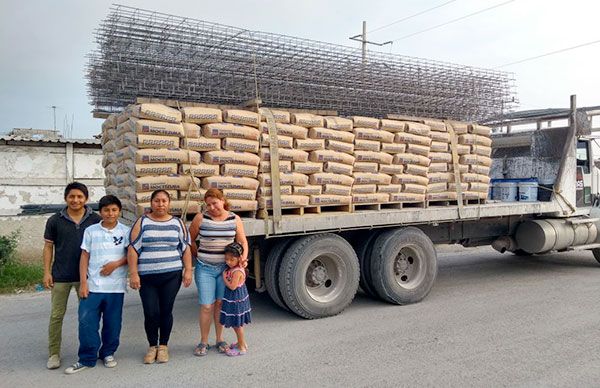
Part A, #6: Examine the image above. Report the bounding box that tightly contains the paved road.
[2,246,600,387]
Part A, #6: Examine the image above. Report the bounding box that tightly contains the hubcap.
[304,255,346,303]
[393,247,425,288]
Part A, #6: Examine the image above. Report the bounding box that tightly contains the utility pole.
[349,21,392,64]
[50,105,57,131]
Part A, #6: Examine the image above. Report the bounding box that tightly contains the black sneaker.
[64,362,88,375]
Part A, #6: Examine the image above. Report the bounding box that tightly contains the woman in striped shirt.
[128,190,193,364]
[189,188,248,356]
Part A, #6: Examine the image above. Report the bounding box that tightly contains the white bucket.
[495,182,518,202]
[518,181,538,202]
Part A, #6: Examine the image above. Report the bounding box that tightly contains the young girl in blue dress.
[220,242,252,356]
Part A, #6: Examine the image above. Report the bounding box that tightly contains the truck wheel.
[278,233,360,319]
[264,238,295,311]
[370,227,437,305]
[592,248,600,263]
[354,231,379,297]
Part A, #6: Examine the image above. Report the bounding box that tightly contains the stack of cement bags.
[454,123,492,200]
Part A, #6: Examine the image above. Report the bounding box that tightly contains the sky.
[1,0,599,138]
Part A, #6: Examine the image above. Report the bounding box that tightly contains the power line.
[368,0,458,34]
[390,0,516,42]
[496,39,600,68]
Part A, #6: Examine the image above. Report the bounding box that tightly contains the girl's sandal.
[216,341,229,353]
[225,347,247,357]
[193,343,210,357]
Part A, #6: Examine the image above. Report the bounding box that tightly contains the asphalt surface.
[2,246,600,387]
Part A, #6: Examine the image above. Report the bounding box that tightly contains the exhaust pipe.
[492,236,518,254]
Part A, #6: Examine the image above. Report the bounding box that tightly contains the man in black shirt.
[43,182,101,369]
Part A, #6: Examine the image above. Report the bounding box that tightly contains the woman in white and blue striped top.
[189,188,248,356]
[127,190,192,364]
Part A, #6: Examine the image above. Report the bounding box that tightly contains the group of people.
[43,182,251,374]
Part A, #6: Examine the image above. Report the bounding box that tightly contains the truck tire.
[369,227,437,305]
[353,231,379,298]
[278,233,360,319]
[264,238,295,311]
[592,248,600,263]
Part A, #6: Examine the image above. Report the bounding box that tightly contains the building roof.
[0,135,101,145]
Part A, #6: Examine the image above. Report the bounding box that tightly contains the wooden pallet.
[427,198,487,207]
[256,204,353,219]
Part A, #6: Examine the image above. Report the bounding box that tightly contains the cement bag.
[469,164,490,175]
[381,143,407,154]
[353,193,389,204]
[204,151,260,166]
[379,164,404,175]
[402,183,427,195]
[178,190,206,202]
[353,173,392,185]
[116,112,131,125]
[258,186,293,197]
[309,150,355,165]
[118,133,179,149]
[430,141,449,152]
[352,184,377,194]
[135,190,178,203]
[291,113,324,128]
[405,122,431,136]
[309,127,355,143]
[353,128,394,143]
[261,134,294,148]
[260,123,308,139]
[134,148,200,164]
[222,137,260,153]
[121,161,178,176]
[429,152,452,164]
[223,109,260,128]
[428,172,454,184]
[180,137,221,152]
[445,121,468,135]
[202,176,259,190]
[294,138,325,151]
[354,139,381,152]
[404,164,429,177]
[221,164,259,178]
[353,151,393,165]
[309,195,351,206]
[203,123,260,140]
[351,116,379,129]
[353,162,379,173]
[448,182,469,192]
[448,163,469,173]
[179,163,220,177]
[430,131,451,143]
[325,139,354,154]
[426,192,457,201]
[392,174,429,186]
[461,191,486,200]
[260,148,309,162]
[428,163,448,173]
[222,189,257,201]
[258,195,309,209]
[389,193,425,202]
[377,184,402,194]
[380,119,406,133]
[469,124,492,136]
[475,135,492,147]
[259,108,290,124]
[393,132,432,146]
[102,114,118,131]
[309,173,354,186]
[459,154,491,167]
[471,145,492,157]
[392,153,430,167]
[461,174,491,184]
[130,103,182,123]
[469,182,489,193]
[183,123,201,138]
[423,119,447,132]
[257,173,309,187]
[104,162,119,176]
[258,160,292,173]
[136,201,199,216]
[324,116,353,131]
[293,161,323,174]
[103,140,117,153]
[323,161,353,176]
[458,134,478,146]
[118,118,184,137]
[406,143,430,157]
[427,182,448,193]
[136,175,200,192]
[323,184,352,196]
[181,107,222,124]
[101,128,115,146]
[293,185,323,196]
[228,200,258,212]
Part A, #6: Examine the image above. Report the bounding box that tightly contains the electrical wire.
[390,0,515,42]
[368,0,458,34]
[497,39,600,68]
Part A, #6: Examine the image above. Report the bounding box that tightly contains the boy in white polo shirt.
[65,195,130,374]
